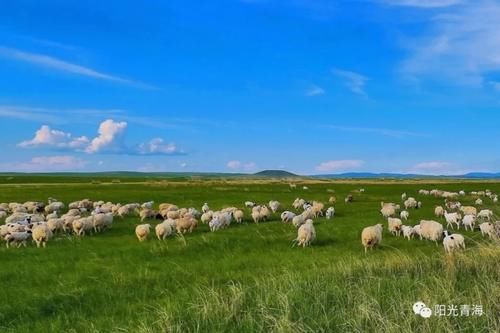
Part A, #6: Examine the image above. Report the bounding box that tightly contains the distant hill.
[253,170,300,178]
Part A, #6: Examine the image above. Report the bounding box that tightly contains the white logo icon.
[413,301,433,318]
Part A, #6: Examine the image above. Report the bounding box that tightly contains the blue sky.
[0,0,499,175]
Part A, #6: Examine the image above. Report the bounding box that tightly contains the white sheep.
[479,222,495,238]
[141,201,154,210]
[444,211,461,230]
[404,197,417,209]
[93,213,113,232]
[232,209,244,223]
[443,230,465,253]
[4,231,32,248]
[402,225,414,240]
[202,203,210,213]
[361,224,383,254]
[460,206,477,216]
[326,207,335,219]
[400,210,409,221]
[135,224,151,241]
[292,214,306,228]
[475,198,483,205]
[268,200,281,213]
[209,217,223,232]
[387,217,403,237]
[435,206,445,218]
[413,225,422,240]
[401,192,407,201]
[244,201,256,208]
[380,205,396,218]
[32,224,53,248]
[419,220,444,244]
[201,211,213,224]
[280,211,296,223]
[155,220,175,240]
[296,219,315,247]
[477,209,493,221]
[462,215,476,231]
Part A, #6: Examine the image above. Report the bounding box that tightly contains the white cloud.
[227,160,242,169]
[332,69,368,95]
[0,46,155,89]
[411,161,451,173]
[400,1,500,86]
[85,119,127,154]
[137,138,183,155]
[0,155,87,172]
[383,0,463,8]
[180,162,187,168]
[305,85,325,97]
[18,125,89,149]
[316,159,364,172]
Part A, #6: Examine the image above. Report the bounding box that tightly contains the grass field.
[0,176,499,332]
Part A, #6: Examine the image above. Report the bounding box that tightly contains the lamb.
[475,198,483,205]
[402,225,414,240]
[479,222,495,238]
[280,211,296,223]
[444,211,461,230]
[32,224,53,248]
[176,216,198,233]
[202,203,210,213]
[296,219,316,247]
[462,215,476,231]
[361,224,383,254]
[328,196,336,204]
[268,200,281,213]
[400,210,409,221]
[135,224,151,242]
[4,231,32,248]
[434,206,445,218]
[244,201,256,208]
[413,225,422,240]
[326,207,335,219]
[387,217,402,236]
[419,220,444,244]
[155,220,175,240]
[443,230,465,254]
[232,209,244,223]
[477,209,493,221]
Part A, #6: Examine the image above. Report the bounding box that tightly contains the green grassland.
[0,176,498,332]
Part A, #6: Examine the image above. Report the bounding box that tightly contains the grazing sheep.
[380,206,396,218]
[140,209,157,222]
[0,210,7,221]
[475,198,483,205]
[413,225,422,240]
[387,217,403,237]
[73,217,94,236]
[44,201,65,214]
[201,211,213,224]
[459,190,466,196]
[292,214,306,228]
[401,192,407,201]
[280,211,296,223]
[435,206,445,218]
[202,203,210,213]
[419,220,444,244]
[444,211,461,230]
[47,218,64,234]
[345,194,353,203]
[296,219,316,247]
[292,198,305,210]
[328,196,336,204]
[400,210,409,221]
[232,209,244,223]
[244,201,256,208]
[361,224,383,254]
[93,213,113,232]
[443,230,465,254]
[302,186,309,190]
[155,221,175,240]
[326,207,335,219]
[402,225,414,240]
[32,224,53,248]
[404,197,417,209]
[135,224,151,242]
[462,215,476,231]
[479,222,495,238]
[477,209,493,221]
[460,206,477,216]
[4,231,32,248]
[209,217,224,232]
[141,201,154,210]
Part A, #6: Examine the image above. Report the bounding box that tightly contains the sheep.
[402,225,414,240]
[477,209,493,221]
[5,212,29,224]
[202,203,210,213]
[326,207,335,219]
[413,225,422,240]
[4,231,32,248]
[444,211,461,230]
[280,211,296,223]
[292,198,305,210]
[443,230,465,254]
[0,210,7,221]
[140,209,157,222]
[401,192,407,201]
[479,222,495,238]
[73,217,94,236]
[93,213,113,232]
[268,200,281,213]
[135,224,151,242]
[155,220,175,240]
[328,196,336,204]
[62,215,79,233]
[419,189,430,195]
[404,197,417,209]
[209,217,223,232]
[493,196,498,203]
[302,186,309,190]
[475,198,483,205]
[201,211,213,224]
[32,224,53,248]
[289,183,297,189]
[292,214,306,228]
[244,201,256,208]
[400,210,409,221]
[47,218,64,234]
[387,217,403,237]
[459,190,466,196]
[345,194,353,203]
[361,224,383,254]
[176,216,198,234]
[462,215,476,231]
[460,206,477,216]
[380,206,396,218]
[141,201,154,210]
[216,211,232,228]
[417,201,422,209]
[435,206,445,218]
[296,219,316,247]
[232,209,244,223]
[445,200,461,210]
[44,201,65,214]
[311,201,324,217]
[419,220,444,244]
